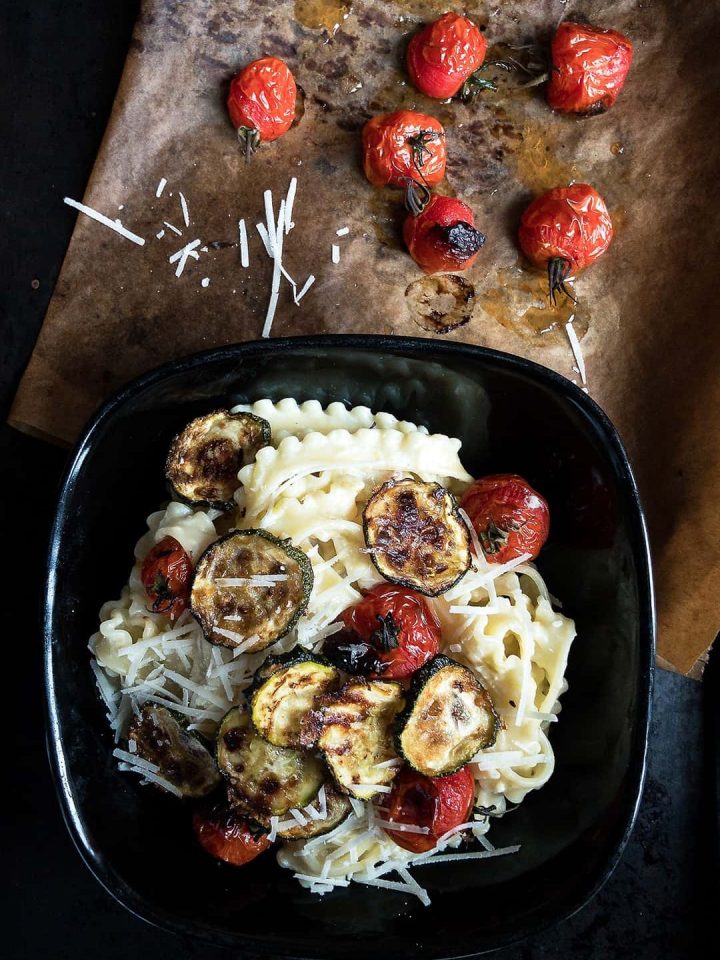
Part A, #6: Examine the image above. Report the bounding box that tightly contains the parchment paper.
[10,0,720,675]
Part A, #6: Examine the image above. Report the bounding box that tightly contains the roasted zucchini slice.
[165,410,270,510]
[395,655,499,777]
[190,529,313,653]
[363,478,471,596]
[276,784,352,840]
[217,707,325,819]
[248,650,340,748]
[128,704,221,798]
[318,680,405,800]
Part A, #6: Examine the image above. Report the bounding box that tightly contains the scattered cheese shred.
[331,243,340,264]
[414,846,521,866]
[256,222,273,257]
[565,316,587,385]
[296,274,316,302]
[112,748,159,773]
[285,177,297,233]
[264,189,277,251]
[179,191,190,228]
[336,226,350,237]
[201,277,210,288]
[63,197,145,246]
[262,194,286,339]
[169,239,201,277]
[374,819,431,835]
[164,221,183,236]
[239,219,249,267]
[215,575,288,587]
[155,177,167,198]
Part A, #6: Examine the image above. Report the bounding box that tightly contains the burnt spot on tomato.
[399,781,437,824]
[323,629,385,675]
[431,221,486,262]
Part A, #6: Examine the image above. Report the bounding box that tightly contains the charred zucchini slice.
[191,529,313,653]
[363,478,471,596]
[395,655,499,777]
[276,784,352,840]
[128,704,221,798]
[248,650,340,748]
[217,707,324,819]
[165,410,270,510]
[318,680,405,800]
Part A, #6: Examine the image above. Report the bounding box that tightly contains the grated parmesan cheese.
[169,239,201,277]
[285,177,297,233]
[239,219,249,267]
[565,316,587,385]
[296,274,315,302]
[63,197,145,246]
[215,575,288,587]
[178,191,190,227]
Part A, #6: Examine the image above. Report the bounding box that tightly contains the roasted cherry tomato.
[334,584,441,681]
[227,57,297,158]
[404,194,485,274]
[460,474,550,564]
[407,12,490,101]
[193,802,271,866]
[362,110,446,210]
[140,535,192,620]
[547,22,633,116]
[382,766,476,853]
[518,183,613,304]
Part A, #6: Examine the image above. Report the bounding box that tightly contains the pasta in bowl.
[91,397,576,906]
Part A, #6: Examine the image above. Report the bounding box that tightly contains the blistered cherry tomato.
[382,766,476,854]
[407,13,489,100]
[140,535,192,620]
[193,802,271,866]
[362,111,446,193]
[337,584,441,681]
[547,22,633,116]
[404,194,485,274]
[460,474,550,564]
[227,57,297,157]
[518,183,613,303]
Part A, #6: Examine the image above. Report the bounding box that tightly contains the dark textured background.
[1,2,717,958]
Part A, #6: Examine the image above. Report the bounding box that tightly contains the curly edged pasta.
[231,397,429,441]
[237,426,473,522]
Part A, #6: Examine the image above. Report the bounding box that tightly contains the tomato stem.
[403,177,432,216]
[495,44,551,89]
[459,61,514,101]
[237,126,261,162]
[372,613,400,652]
[406,129,442,172]
[547,257,577,306]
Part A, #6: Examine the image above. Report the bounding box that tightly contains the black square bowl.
[44,335,654,959]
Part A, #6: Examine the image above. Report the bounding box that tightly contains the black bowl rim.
[44,334,655,959]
